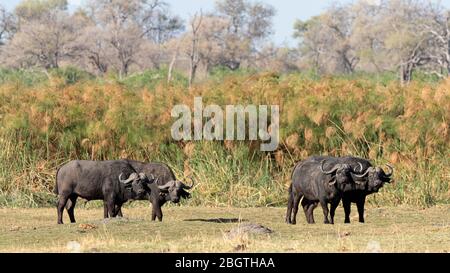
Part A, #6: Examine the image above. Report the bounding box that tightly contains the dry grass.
[0,74,449,207]
[0,205,449,253]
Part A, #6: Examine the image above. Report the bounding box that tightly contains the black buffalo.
[111,160,194,221]
[54,160,153,224]
[290,156,393,224]
[286,156,362,224]
[339,156,393,223]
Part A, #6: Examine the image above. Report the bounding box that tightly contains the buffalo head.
[157,177,194,203]
[119,172,154,198]
[320,160,363,191]
[353,164,393,192]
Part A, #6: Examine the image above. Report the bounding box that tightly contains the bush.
[121,68,188,90]
[0,68,48,86]
[49,66,94,85]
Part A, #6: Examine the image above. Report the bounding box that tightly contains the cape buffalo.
[342,156,393,223]
[286,156,362,225]
[298,156,393,223]
[54,160,153,224]
[111,160,194,221]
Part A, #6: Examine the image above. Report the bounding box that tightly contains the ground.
[0,204,449,252]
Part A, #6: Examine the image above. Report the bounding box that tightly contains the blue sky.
[3,0,450,46]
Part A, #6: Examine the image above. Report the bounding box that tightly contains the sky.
[3,0,450,46]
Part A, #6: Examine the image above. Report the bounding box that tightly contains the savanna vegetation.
[0,68,448,208]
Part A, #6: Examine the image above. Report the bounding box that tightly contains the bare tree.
[294,0,445,83]
[188,11,203,88]
[74,21,110,74]
[378,0,435,84]
[5,2,80,69]
[214,0,275,71]
[254,43,299,72]
[195,15,230,74]
[85,0,183,77]
[15,0,68,21]
[420,4,450,78]
[294,3,358,75]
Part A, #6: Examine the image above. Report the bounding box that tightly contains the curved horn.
[383,164,394,177]
[119,172,137,184]
[320,160,339,175]
[158,184,171,190]
[353,167,374,178]
[182,177,195,190]
[158,181,173,190]
[353,162,364,173]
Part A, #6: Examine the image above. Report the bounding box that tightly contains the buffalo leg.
[307,202,318,223]
[151,201,156,221]
[104,198,116,218]
[103,204,121,218]
[329,198,340,225]
[66,195,78,223]
[115,203,123,217]
[343,198,351,223]
[356,197,366,223]
[301,198,309,223]
[152,200,163,221]
[285,191,294,224]
[320,200,330,224]
[291,193,302,225]
[116,205,123,217]
[57,194,70,224]
[302,198,315,224]
[103,203,109,218]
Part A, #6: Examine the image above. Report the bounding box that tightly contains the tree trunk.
[400,63,413,85]
[167,53,177,84]
[189,62,198,88]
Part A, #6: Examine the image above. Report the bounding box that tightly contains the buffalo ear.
[328,176,336,185]
[180,189,191,199]
[381,176,392,183]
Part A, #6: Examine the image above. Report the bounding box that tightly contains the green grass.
[0,205,449,252]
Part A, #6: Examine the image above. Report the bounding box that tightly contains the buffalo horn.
[119,172,138,184]
[320,160,339,174]
[383,164,394,178]
[353,167,374,178]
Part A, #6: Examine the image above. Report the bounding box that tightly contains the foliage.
[0,73,449,207]
[121,68,188,90]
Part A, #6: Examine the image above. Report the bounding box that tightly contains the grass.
[0,71,449,207]
[0,205,449,253]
